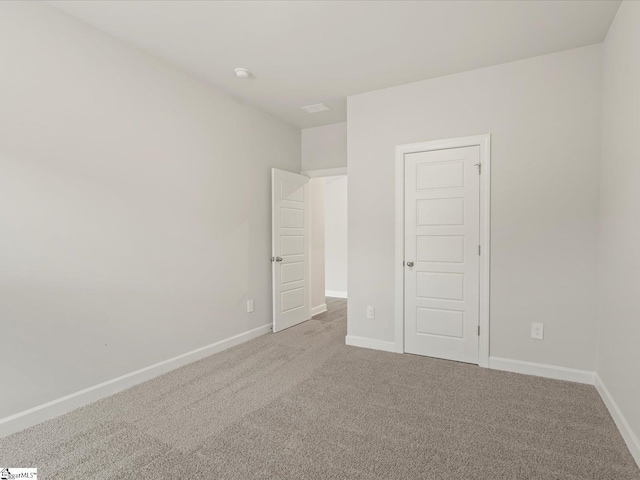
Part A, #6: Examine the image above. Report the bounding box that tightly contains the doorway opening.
[270,167,347,332]
[308,169,348,320]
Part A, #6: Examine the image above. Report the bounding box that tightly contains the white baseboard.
[311,304,327,316]
[594,374,640,467]
[345,335,398,353]
[485,357,639,468]
[488,357,596,385]
[326,290,347,299]
[0,323,272,439]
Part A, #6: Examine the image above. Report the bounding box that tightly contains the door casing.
[394,135,491,367]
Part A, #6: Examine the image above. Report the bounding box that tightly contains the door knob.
[406,261,414,267]
[275,257,283,262]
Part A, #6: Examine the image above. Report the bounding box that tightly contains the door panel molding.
[394,135,491,367]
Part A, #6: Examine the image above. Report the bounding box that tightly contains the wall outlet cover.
[366,306,375,320]
[531,322,544,340]
[247,299,254,313]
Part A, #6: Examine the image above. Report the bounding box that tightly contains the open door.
[272,168,311,332]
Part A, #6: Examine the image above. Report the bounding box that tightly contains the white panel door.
[404,146,480,363]
[272,168,311,332]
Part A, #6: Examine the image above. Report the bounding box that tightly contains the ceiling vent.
[301,103,330,114]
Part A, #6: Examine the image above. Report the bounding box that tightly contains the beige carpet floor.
[1,298,638,479]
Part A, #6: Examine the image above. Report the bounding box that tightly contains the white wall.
[309,178,326,312]
[598,0,640,452]
[324,175,348,297]
[301,122,347,171]
[0,2,300,419]
[348,45,602,370]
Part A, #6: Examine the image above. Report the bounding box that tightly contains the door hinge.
[478,325,480,336]
[478,245,481,256]
[475,163,482,174]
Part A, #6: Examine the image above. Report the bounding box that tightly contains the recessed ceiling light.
[234,67,251,79]
[301,103,330,114]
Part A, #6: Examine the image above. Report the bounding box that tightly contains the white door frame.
[394,134,491,367]
[302,167,347,178]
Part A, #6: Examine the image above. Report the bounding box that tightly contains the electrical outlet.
[531,322,544,340]
[247,299,254,313]
[366,306,375,320]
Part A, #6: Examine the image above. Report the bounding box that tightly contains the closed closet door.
[404,146,480,364]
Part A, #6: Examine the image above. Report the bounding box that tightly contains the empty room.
[1,1,638,479]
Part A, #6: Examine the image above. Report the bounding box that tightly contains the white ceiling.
[49,0,620,129]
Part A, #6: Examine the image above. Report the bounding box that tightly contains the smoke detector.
[301,103,330,114]
[234,68,251,79]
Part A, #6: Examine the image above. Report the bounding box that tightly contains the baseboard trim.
[0,323,272,439]
[311,304,327,317]
[594,374,640,467]
[488,357,596,385]
[326,290,347,299]
[345,335,398,353]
